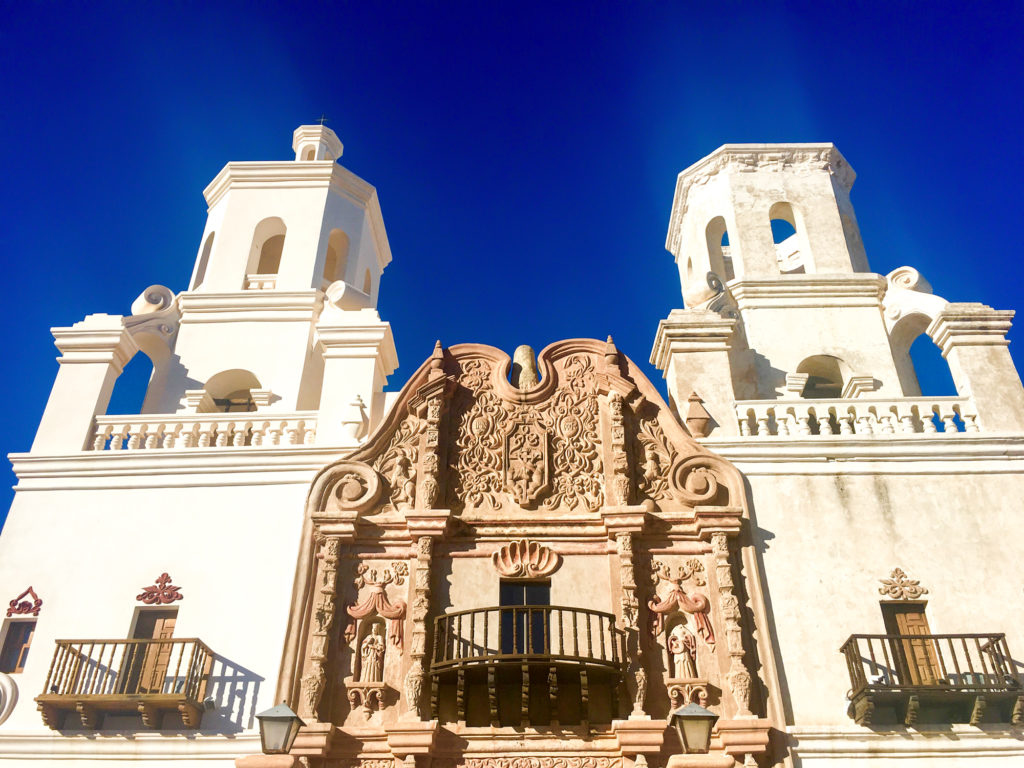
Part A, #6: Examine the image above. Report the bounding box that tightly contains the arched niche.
[201,369,261,413]
[247,217,287,279]
[323,229,350,285]
[796,354,850,399]
[890,312,956,396]
[704,216,734,281]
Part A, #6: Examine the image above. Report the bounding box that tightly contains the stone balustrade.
[243,273,277,290]
[91,412,317,450]
[735,397,979,437]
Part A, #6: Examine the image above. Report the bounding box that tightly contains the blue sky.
[2,2,1023,524]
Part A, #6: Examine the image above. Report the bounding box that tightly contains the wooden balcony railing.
[432,605,624,671]
[35,638,214,730]
[841,633,1023,725]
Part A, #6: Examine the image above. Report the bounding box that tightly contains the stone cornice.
[51,314,139,371]
[928,302,1015,355]
[699,434,1024,474]
[650,309,737,371]
[666,142,855,253]
[203,162,392,271]
[178,290,324,323]
[316,321,398,375]
[8,445,358,491]
[729,274,887,309]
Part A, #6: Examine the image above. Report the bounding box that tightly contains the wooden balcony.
[841,633,1023,726]
[430,605,624,726]
[36,638,214,730]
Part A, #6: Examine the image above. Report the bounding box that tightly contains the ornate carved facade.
[279,339,773,766]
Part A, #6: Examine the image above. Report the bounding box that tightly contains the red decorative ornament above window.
[7,586,42,616]
[136,573,183,605]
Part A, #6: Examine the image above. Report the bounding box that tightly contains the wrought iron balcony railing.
[432,605,624,671]
[841,633,1023,725]
[35,638,214,730]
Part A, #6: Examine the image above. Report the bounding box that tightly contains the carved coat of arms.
[504,419,550,507]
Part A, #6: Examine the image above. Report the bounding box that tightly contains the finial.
[428,340,444,380]
[511,345,539,391]
[317,114,329,125]
[684,391,712,438]
[605,335,619,368]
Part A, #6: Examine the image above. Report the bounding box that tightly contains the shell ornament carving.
[492,539,561,578]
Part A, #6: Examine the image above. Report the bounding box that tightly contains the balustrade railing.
[41,637,214,700]
[243,274,277,290]
[431,605,624,671]
[91,412,317,450]
[841,633,1019,695]
[735,397,979,437]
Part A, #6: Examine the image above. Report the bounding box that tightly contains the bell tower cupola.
[293,123,344,162]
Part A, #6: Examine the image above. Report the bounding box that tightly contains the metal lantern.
[255,703,304,755]
[670,702,719,754]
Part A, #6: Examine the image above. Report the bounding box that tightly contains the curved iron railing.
[431,605,624,671]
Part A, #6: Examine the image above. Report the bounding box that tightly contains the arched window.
[193,232,214,290]
[304,147,316,161]
[201,369,261,413]
[769,202,804,274]
[890,312,957,396]
[705,216,734,281]
[257,235,285,274]
[363,269,372,295]
[796,355,849,399]
[323,229,350,285]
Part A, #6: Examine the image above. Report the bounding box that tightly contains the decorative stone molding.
[840,375,877,399]
[491,540,561,578]
[346,681,387,717]
[123,284,180,351]
[7,586,42,617]
[434,759,622,768]
[878,568,928,601]
[136,573,182,605]
[667,678,710,708]
[928,303,1016,355]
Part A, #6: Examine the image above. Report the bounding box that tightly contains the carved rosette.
[711,532,753,716]
[300,536,342,720]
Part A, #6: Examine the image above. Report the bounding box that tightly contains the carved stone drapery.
[300,536,342,719]
[647,559,715,648]
[345,562,408,649]
[711,532,753,716]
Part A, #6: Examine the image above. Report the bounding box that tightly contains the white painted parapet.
[929,303,1024,432]
[31,314,138,453]
[735,396,979,437]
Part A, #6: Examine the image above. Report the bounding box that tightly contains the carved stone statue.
[667,622,697,678]
[359,623,385,683]
[390,455,416,509]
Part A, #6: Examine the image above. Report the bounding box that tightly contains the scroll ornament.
[878,568,928,600]
[7,586,42,617]
[345,563,409,649]
[492,539,561,578]
[136,573,182,605]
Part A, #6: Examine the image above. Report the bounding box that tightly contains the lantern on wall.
[670,702,719,754]
[255,703,304,755]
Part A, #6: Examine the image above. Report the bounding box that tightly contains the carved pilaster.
[608,391,631,506]
[404,535,433,719]
[711,532,752,715]
[300,536,342,720]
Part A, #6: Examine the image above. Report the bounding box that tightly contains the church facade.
[0,125,1022,768]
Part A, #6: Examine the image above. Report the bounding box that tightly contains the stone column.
[651,310,740,437]
[709,532,753,716]
[929,303,1024,432]
[315,321,398,444]
[32,314,139,453]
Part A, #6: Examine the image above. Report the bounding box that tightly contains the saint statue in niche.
[390,455,416,509]
[359,624,385,682]
[667,622,698,679]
